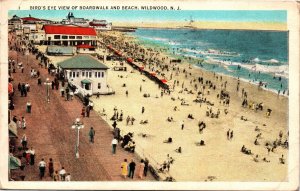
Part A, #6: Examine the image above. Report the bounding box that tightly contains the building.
[42,25,97,46]
[28,32,45,44]
[8,15,22,31]
[47,46,75,56]
[89,19,112,31]
[61,12,89,27]
[76,44,96,54]
[57,55,112,95]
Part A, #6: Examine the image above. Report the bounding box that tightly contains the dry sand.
[89,31,288,181]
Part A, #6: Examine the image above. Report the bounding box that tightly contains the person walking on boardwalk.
[21,116,26,129]
[81,106,85,117]
[53,170,59,181]
[89,127,95,143]
[137,159,145,179]
[111,138,118,154]
[21,134,27,149]
[29,147,35,165]
[143,158,149,177]
[128,159,136,179]
[59,167,66,181]
[38,158,46,180]
[121,159,128,179]
[48,158,54,177]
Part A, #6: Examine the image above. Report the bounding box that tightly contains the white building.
[57,55,112,95]
[61,12,89,27]
[42,25,97,46]
[28,32,45,44]
[89,19,112,31]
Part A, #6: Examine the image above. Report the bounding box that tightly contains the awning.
[81,79,91,84]
[9,154,21,170]
[77,44,95,49]
[8,122,18,138]
[160,79,167,84]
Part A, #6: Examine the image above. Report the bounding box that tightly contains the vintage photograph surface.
[5,2,295,187]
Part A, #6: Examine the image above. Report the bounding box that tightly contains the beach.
[88,31,288,181]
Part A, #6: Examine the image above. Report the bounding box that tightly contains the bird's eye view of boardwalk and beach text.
[3,1,299,189]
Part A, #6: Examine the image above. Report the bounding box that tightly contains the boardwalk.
[9,45,154,181]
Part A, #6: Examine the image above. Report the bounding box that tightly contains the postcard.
[0,0,299,190]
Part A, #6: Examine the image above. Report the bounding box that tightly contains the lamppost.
[71,118,84,158]
[44,78,51,103]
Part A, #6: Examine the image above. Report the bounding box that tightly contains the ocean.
[132,28,289,93]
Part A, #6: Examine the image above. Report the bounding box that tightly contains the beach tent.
[127,58,133,63]
[150,72,156,76]
[160,79,167,84]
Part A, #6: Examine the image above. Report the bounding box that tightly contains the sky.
[8,10,287,23]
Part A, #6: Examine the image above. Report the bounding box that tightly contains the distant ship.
[183,16,197,30]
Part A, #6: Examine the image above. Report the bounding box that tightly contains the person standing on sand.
[142,106,145,114]
[121,159,128,179]
[181,120,184,130]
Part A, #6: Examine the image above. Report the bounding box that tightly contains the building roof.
[58,55,109,70]
[21,17,41,21]
[43,25,96,36]
[47,46,75,55]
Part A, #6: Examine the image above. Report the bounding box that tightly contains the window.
[94,72,97,78]
[89,72,92,78]
[73,72,76,78]
[84,36,90,39]
[85,71,88,77]
[69,71,72,78]
[102,72,104,78]
[82,71,85,77]
[98,83,101,89]
[76,72,79,77]
[62,35,68,39]
[76,36,82,39]
[69,36,75,39]
[98,72,101,78]
[54,35,60,39]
